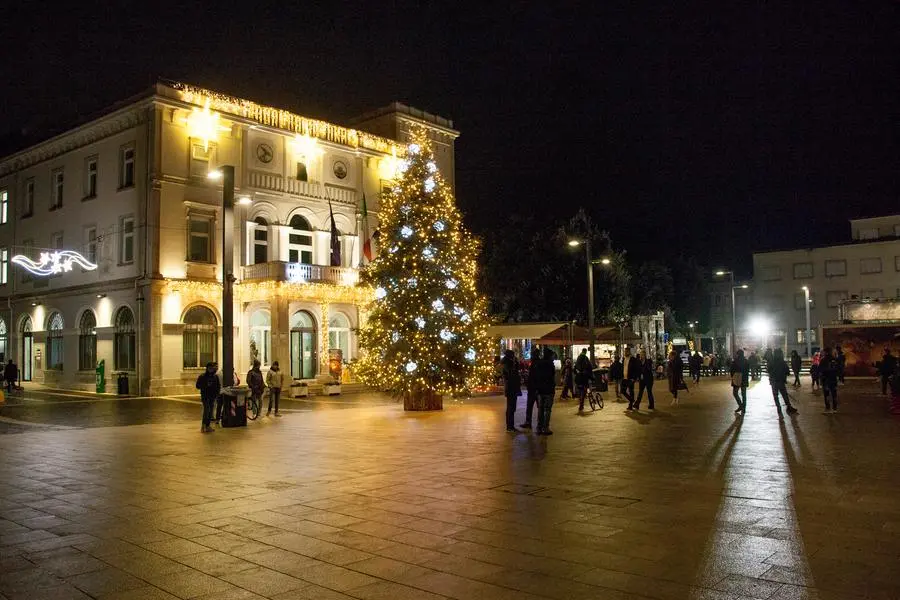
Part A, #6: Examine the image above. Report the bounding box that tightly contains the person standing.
[748,351,760,381]
[534,347,557,435]
[730,349,750,415]
[521,347,541,428]
[689,351,702,383]
[667,350,684,405]
[560,358,574,399]
[820,347,839,413]
[574,348,593,412]
[878,348,896,396]
[266,361,284,416]
[790,350,802,388]
[609,352,623,400]
[247,359,265,415]
[501,350,521,431]
[196,362,220,433]
[622,347,639,409]
[4,359,18,394]
[768,349,799,418]
[836,347,846,384]
[810,351,821,391]
[634,350,655,410]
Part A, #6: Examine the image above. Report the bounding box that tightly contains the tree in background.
[357,129,493,410]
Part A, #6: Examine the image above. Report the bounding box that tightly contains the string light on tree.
[374,287,387,300]
[357,127,493,410]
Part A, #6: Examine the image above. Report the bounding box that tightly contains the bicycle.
[587,387,604,411]
[247,392,261,420]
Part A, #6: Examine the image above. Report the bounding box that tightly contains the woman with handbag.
[667,350,684,405]
[731,349,750,415]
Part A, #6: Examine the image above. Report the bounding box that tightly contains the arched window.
[114,307,136,371]
[0,318,7,363]
[290,310,317,379]
[21,316,33,381]
[183,306,217,369]
[46,312,64,371]
[78,310,97,371]
[328,312,351,361]
[249,309,271,366]
[252,217,268,264]
[288,215,313,264]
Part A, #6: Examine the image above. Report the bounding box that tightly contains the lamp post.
[568,239,610,365]
[802,285,812,358]
[715,270,749,356]
[209,166,235,387]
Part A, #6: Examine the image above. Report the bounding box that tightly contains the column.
[270,295,289,372]
[320,302,330,377]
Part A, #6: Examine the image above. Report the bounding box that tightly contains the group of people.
[196,359,285,432]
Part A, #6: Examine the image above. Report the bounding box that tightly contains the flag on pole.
[329,200,341,267]
[361,194,374,264]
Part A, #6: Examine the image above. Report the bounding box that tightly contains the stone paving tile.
[346,580,451,600]
[220,565,307,596]
[67,566,146,597]
[143,569,235,598]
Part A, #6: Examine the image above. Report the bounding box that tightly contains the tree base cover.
[403,388,443,411]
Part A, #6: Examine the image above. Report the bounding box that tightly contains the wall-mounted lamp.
[96,293,107,299]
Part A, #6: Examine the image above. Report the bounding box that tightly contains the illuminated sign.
[12,251,98,276]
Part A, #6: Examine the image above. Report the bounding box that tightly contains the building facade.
[749,216,900,356]
[0,81,458,394]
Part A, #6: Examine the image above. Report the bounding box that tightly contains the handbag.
[731,372,743,387]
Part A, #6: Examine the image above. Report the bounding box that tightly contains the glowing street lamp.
[801,286,812,357]
[715,269,750,356]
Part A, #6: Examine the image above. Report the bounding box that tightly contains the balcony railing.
[246,171,357,205]
[242,261,359,286]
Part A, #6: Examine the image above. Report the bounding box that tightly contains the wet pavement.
[1,378,898,600]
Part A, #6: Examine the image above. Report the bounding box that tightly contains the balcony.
[246,170,357,206]
[242,261,360,286]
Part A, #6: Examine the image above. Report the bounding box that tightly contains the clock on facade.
[333,160,348,179]
[256,143,274,164]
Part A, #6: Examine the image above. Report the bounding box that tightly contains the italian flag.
[360,194,374,264]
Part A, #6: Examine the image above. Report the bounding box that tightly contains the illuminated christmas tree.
[358,128,492,410]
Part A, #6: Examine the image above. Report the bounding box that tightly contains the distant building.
[749,215,900,356]
[0,80,458,394]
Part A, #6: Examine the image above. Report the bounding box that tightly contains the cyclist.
[574,349,593,412]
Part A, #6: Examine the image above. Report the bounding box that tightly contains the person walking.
[878,348,897,396]
[810,351,821,391]
[768,349,799,418]
[196,362,220,433]
[560,358,574,399]
[574,348,593,412]
[820,347,839,413]
[689,351,702,383]
[730,349,750,415]
[634,350,655,410]
[748,351,760,381]
[709,353,718,377]
[533,347,557,435]
[609,352,623,400]
[247,359,265,415]
[265,361,284,416]
[622,347,640,409]
[790,350,802,388]
[3,359,18,394]
[501,350,521,431]
[667,350,684,405]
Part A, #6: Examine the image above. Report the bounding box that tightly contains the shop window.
[46,312,64,370]
[328,312,351,361]
[183,305,217,369]
[249,309,271,366]
[78,310,97,371]
[114,307,136,371]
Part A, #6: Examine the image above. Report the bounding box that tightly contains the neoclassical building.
[0,80,458,394]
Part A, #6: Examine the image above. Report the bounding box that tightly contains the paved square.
[1,380,899,599]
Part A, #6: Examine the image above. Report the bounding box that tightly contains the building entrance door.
[21,317,33,382]
[290,310,317,379]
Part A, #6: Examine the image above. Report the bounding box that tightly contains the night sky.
[3,3,898,276]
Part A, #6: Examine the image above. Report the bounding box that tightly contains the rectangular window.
[288,232,313,264]
[190,144,212,178]
[85,227,98,264]
[826,290,848,308]
[51,169,64,209]
[859,228,879,240]
[253,228,267,264]
[23,179,34,217]
[120,145,135,188]
[51,231,63,250]
[0,188,7,224]
[794,293,815,310]
[860,257,882,274]
[296,161,308,181]
[760,266,781,281]
[188,217,212,262]
[825,259,846,277]
[120,216,135,264]
[85,156,98,198]
[792,262,813,279]
[0,248,7,285]
[861,289,882,299]
[796,329,817,344]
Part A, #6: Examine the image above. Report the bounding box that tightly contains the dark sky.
[3,2,898,276]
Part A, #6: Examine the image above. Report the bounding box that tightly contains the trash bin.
[116,372,129,395]
[220,386,250,428]
[95,360,106,394]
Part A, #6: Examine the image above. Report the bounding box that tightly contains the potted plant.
[322,377,342,396]
[290,379,309,398]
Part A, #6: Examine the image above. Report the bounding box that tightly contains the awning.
[487,323,568,341]
[594,326,641,342]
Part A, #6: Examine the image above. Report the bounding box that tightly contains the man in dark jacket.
[521,346,540,429]
[836,347,846,384]
[4,359,19,393]
[196,362,220,433]
[501,350,521,432]
[246,359,265,412]
[533,348,557,435]
[634,351,655,410]
[768,349,798,418]
[621,347,641,410]
[879,348,897,396]
[574,348,593,411]
[730,350,750,415]
[689,351,702,383]
[790,350,802,388]
[820,347,839,413]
